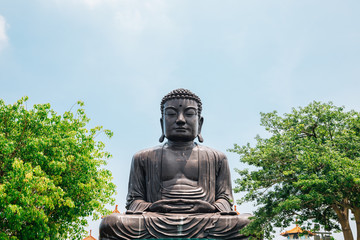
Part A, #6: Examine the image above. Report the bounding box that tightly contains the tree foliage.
[0,97,116,239]
[230,101,360,240]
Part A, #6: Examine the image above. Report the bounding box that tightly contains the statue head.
[159,88,204,143]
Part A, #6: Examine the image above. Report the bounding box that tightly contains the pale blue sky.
[0,0,359,239]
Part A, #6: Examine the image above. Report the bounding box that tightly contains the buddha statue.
[99,89,251,239]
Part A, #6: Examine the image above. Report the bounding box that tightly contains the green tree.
[0,97,116,239]
[230,101,360,240]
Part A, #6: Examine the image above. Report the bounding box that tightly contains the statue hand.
[148,199,216,213]
[148,199,194,213]
[185,200,217,213]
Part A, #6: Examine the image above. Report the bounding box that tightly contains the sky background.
[0,0,359,239]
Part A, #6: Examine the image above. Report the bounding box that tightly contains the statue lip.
[175,127,187,131]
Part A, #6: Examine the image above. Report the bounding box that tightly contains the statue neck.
[166,140,196,150]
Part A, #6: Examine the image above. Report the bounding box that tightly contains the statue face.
[162,98,203,142]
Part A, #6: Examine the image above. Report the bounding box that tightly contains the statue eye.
[165,109,177,116]
[185,109,196,116]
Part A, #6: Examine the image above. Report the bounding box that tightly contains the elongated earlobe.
[197,134,204,143]
[159,134,165,143]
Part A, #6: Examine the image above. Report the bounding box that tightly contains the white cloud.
[82,0,104,8]
[50,0,173,35]
[46,0,174,36]
[0,15,9,51]
[114,0,171,35]
[51,0,116,9]
[80,0,118,8]
[114,7,144,34]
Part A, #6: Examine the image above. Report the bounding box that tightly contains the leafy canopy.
[230,101,360,240]
[0,97,116,240]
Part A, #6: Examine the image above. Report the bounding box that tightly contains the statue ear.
[197,117,204,143]
[159,118,165,143]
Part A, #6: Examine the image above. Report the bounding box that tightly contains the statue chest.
[161,148,199,182]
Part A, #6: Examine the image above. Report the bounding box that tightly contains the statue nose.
[176,113,186,124]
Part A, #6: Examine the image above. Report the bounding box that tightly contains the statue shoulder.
[132,144,164,160]
[197,144,227,160]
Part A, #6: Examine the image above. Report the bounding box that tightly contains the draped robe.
[99,144,251,240]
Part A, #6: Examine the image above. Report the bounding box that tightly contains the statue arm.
[214,153,234,212]
[125,153,152,212]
